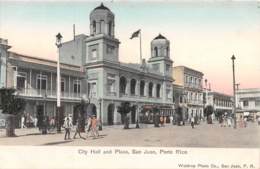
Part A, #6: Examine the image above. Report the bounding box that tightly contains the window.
[190,77,193,84]
[73,80,81,94]
[36,74,47,90]
[185,75,188,83]
[180,96,183,103]
[156,84,161,98]
[140,80,145,96]
[130,79,136,95]
[107,74,115,94]
[119,76,127,94]
[106,45,114,54]
[243,100,248,107]
[154,47,158,57]
[93,21,96,34]
[88,81,96,98]
[16,72,27,90]
[255,100,260,107]
[92,49,97,59]
[61,78,65,92]
[166,64,170,72]
[108,21,112,36]
[148,82,153,97]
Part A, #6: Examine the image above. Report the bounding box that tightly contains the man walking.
[73,117,85,140]
[91,115,99,139]
[64,116,72,140]
[191,116,195,129]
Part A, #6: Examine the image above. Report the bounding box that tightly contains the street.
[0,122,259,147]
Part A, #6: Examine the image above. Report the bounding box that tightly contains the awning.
[243,112,250,116]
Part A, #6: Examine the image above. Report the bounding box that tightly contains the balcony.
[16,88,82,100]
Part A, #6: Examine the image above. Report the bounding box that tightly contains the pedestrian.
[257,116,260,126]
[85,117,92,138]
[227,116,232,127]
[170,115,173,125]
[34,116,38,128]
[42,116,48,134]
[191,116,195,129]
[91,115,99,138]
[163,116,167,125]
[239,115,243,128]
[244,117,247,128]
[21,115,26,128]
[63,117,72,140]
[160,116,164,127]
[73,117,85,139]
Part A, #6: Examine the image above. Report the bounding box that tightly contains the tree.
[117,102,132,129]
[204,105,214,124]
[0,88,26,137]
[73,100,88,132]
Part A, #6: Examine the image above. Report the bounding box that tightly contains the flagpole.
[139,29,142,64]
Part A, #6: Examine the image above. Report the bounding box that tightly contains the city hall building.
[0,3,174,125]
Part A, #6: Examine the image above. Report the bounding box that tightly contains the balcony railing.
[16,88,82,99]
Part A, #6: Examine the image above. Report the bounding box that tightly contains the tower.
[148,34,173,77]
[86,3,120,63]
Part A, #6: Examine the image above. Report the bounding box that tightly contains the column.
[135,80,140,96]
[29,69,32,96]
[50,72,53,96]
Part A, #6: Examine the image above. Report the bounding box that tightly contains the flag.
[130,29,140,39]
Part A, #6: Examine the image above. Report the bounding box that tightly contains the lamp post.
[56,33,62,133]
[231,54,237,129]
[98,98,102,130]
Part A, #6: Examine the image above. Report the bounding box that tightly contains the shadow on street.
[40,140,73,146]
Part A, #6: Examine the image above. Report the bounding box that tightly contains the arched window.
[140,80,145,96]
[156,84,161,98]
[119,76,127,94]
[154,47,158,57]
[92,20,96,34]
[108,21,112,36]
[149,82,153,97]
[130,79,136,95]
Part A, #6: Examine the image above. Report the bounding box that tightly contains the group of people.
[63,114,100,140]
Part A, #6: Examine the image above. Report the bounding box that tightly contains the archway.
[107,104,115,125]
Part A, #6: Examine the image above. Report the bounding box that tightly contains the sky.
[0,0,260,94]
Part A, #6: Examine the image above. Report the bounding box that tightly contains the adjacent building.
[0,3,174,126]
[172,66,204,120]
[206,91,233,115]
[237,88,260,120]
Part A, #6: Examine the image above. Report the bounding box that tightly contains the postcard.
[0,0,259,169]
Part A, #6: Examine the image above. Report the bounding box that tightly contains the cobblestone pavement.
[0,122,259,147]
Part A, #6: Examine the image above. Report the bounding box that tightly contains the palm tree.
[117,102,132,129]
[0,88,26,137]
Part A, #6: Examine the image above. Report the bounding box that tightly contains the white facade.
[237,88,260,112]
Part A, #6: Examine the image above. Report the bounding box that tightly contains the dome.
[153,34,167,40]
[93,3,110,11]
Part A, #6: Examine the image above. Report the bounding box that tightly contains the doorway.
[107,104,114,125]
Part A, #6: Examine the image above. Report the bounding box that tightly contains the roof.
[94,3,110,11]
[173,65,204,76]
[153,34,166,40]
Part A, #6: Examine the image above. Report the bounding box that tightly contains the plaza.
[0,122,259,147]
